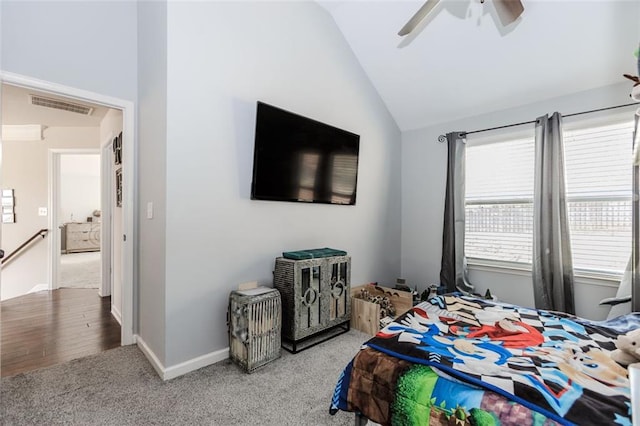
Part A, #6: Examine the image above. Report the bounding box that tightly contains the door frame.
[100,138,114,298]
[2,71,137,345]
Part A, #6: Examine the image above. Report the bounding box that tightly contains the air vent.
[30,95,94,115]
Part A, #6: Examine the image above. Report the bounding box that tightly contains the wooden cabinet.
[274,255,350,352]
[65,222,100,253]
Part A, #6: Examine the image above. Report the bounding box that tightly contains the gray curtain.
[532,112,575,314]
[440,132,474,293]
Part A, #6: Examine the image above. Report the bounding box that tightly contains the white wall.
[1,127,100,300]
[60,154,100,224]
[162,1,401,366]
[400,82,633,320]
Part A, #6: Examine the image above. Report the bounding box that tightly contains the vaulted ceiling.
[318,0,640,131]
[2,2,638,133]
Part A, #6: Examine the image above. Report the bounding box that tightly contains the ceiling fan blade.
[493,0,524,26]
[398,0,441,36]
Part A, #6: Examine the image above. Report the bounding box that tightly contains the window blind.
[564,121,634,274]
[465,137,534,264]
[464,119,634,277]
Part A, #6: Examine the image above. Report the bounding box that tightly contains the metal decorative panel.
[274,256,351,344]
[228,288,281,373]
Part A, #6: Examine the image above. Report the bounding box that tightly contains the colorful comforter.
[330,295,639,425]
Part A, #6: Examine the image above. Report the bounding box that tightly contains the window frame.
[464,111,635,283]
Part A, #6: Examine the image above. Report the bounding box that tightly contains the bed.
[329,294,639,425]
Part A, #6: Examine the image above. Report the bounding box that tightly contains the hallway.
[1,288,120,377]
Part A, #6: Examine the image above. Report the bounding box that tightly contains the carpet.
[59,252,101,289]
[0,329,370,425]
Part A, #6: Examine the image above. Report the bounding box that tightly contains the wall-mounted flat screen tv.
[251,102,360,205]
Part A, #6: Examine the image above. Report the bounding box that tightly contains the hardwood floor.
[1,288,120,377]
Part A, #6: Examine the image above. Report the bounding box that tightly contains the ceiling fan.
[398,0,525,37]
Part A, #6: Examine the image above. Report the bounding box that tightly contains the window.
[464,119,634,278]
[465,136,535,264]
[564,122,633,275]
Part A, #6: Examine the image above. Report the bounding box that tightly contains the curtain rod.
[439,102,639,141]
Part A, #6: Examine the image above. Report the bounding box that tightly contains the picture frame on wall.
[1,189,15,223]
[116,168,123,207]
[113,131,122,165]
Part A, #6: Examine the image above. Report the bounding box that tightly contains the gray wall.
[1,1,137,102]
[0,0,140,335]
[1,0,402,371]
[400,82,634,320]
[7,0,627,373]
[137,0,168,365]
[162,1,402,366]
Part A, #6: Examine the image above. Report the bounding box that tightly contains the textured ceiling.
[319,0,640,131]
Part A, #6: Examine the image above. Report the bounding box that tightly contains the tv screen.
[251,102,360,205]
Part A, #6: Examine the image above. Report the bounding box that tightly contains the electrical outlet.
[38,207,47,216]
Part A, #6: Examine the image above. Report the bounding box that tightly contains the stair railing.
[1,228,49,266]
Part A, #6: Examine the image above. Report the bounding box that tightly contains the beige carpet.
[59,252,101,289]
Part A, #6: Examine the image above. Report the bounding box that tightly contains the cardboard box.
[350,284,413,335]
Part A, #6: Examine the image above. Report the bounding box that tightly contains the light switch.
[38,207,48,216]
[146,202,153,219]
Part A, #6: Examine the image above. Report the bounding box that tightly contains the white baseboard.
[135,336,165,379]
[111,305,122,325]
[136,335,229,381]
[28,284,49,294]
[163,347,229,380]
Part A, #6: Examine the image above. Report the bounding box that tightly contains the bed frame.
[354,412,367,426]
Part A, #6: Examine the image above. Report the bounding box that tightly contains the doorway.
[54,152,102,292]
[0,71,136,349]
